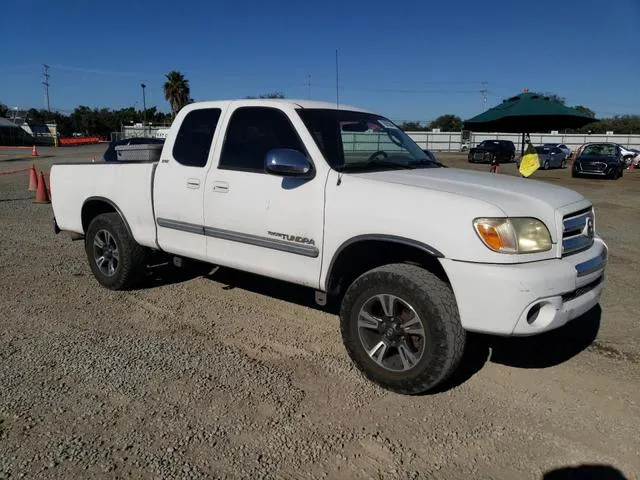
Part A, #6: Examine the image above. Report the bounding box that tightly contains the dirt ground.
[1,145,639,479]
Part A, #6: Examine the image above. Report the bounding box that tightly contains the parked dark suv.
[572,143,624,180]
[468,140,516,164]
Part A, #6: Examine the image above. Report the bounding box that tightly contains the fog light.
[527,304,542,324]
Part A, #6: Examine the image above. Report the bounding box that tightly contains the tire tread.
[85,212,148,290]
[340,263,466,395]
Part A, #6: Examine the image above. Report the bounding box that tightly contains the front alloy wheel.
[340,263,466,395]
[357,294,426,372]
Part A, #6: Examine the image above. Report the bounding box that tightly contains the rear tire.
[85,212,148,290]
[543,160,550,170]
[339,263,466,395]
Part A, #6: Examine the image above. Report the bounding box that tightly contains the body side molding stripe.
[156,218,204,235]
[155,218,319,258]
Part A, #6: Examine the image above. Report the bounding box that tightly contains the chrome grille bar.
[562,208,594,256]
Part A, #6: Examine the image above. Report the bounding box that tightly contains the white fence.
[112,125,640,154]
[405,131,640,152]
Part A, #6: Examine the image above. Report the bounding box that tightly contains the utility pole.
[306,74,311,100]
[480,81,488,111]
[42,64,51,112]
[141,83,147,134]
[335,50,339,108]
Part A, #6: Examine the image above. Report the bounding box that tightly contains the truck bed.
[50,162,158,249]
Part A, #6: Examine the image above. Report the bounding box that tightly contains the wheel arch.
[81,197,133,239]
[324,235,447,296]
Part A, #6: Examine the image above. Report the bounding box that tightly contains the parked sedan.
[572,143,624,179]
[536,146,567,169]
[543,143,571,158]
[617,144,639,167]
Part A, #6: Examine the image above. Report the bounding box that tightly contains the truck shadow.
[431,305,601,394]
[196,266,602,394]
[542,464,627,479]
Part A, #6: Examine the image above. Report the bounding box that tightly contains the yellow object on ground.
[519,143,540,177]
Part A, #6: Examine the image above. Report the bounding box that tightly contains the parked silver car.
[536,146,567,169]
[543,143,571,159]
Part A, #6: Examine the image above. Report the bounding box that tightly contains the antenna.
[480,81,488,111]
[335,49,339,108]
[306,74,311,100]
[42,64,51,112]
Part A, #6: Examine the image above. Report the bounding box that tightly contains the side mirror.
[265,148,312,177]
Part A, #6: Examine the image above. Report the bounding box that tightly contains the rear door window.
[173,108,222,167]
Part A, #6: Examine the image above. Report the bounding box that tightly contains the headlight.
[473,217,552,254]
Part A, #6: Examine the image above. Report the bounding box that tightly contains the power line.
[42,64,51,112]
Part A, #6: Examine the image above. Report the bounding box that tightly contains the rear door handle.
[213,181,229,193]
[187,178,200,189]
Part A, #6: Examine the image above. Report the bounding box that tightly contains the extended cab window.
[219,107,305,172]
[172,108,221,167]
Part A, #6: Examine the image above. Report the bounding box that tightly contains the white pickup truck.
[50,99,608,394]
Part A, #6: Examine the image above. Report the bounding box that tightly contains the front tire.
[85,212,148,290]
[339,263,466,395]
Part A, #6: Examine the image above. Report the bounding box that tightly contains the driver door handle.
[213,181,229,193]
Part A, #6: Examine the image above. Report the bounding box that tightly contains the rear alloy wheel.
[340,263,466,395]
[85,212,148,290]
[543,160,550,170]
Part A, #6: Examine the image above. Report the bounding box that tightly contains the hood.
[351,167,586,219]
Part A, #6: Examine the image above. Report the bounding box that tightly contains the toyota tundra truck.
[50,99,608,395]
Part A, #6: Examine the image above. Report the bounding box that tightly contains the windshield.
[296,109,436,171]
[582,144,616,157]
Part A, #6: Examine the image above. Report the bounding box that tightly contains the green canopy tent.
[463,91,598,156]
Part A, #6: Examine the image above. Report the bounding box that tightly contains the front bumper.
[440,237,608,336]
[573,162,617,177]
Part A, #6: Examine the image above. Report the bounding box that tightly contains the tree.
[543,93,566,104]
[245,92,285,99]
[429,114,463,131]
[163,71,191,117]
[0,102,8,118]
[399,121,425,131]
[573,105,596,119]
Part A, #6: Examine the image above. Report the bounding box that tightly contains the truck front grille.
[562,207,594,257]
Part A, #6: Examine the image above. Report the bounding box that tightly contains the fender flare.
[81,196,134,239]
[324,234,444,292]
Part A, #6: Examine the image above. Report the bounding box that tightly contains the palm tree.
[163,71,191,116]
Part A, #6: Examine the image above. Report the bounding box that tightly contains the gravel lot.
[1,145,639,479]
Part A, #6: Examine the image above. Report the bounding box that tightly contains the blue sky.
[2,0,639,122]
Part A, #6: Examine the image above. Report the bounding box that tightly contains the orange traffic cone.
[31,145,39,157]
[34,172,51,204]
[27,163,37,191]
